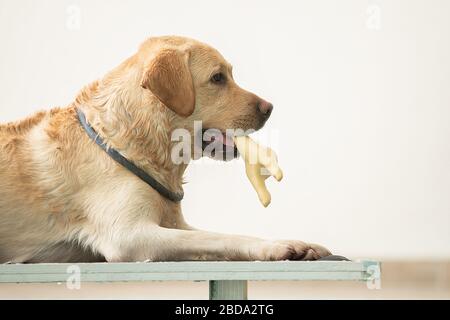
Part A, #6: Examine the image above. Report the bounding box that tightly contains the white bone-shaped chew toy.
[233,135,283,207]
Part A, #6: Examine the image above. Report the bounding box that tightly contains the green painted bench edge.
[0,260,381,283]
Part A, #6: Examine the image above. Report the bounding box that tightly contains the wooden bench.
[0,260,380,299]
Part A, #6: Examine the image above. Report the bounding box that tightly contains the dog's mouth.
[200,129,239,161]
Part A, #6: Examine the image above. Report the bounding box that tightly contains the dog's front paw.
[259,240,331,261]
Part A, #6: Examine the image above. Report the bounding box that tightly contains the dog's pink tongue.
[204,131,235,147]
[223,135,235,147]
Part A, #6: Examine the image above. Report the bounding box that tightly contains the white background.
[0,0,449,259]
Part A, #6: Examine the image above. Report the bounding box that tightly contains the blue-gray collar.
[76,108,184,202]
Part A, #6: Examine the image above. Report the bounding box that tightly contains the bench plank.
[0,260,380,283]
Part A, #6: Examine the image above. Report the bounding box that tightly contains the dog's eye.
[211,72,226,84]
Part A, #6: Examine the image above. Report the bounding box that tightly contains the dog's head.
[138,36,273,160]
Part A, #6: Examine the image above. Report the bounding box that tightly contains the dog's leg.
[101,226,330,262]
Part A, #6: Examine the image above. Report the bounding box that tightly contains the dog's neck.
[73,66,188,195]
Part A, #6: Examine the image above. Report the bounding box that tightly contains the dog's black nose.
[258,100,273,117]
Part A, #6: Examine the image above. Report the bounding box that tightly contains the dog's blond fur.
[0,36,330,263]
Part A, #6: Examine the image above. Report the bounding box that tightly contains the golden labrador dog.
[0,36,330,263]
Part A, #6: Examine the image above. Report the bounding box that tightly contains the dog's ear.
[141,49,195,117]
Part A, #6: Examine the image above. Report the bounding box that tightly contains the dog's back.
[0,108,103,262]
